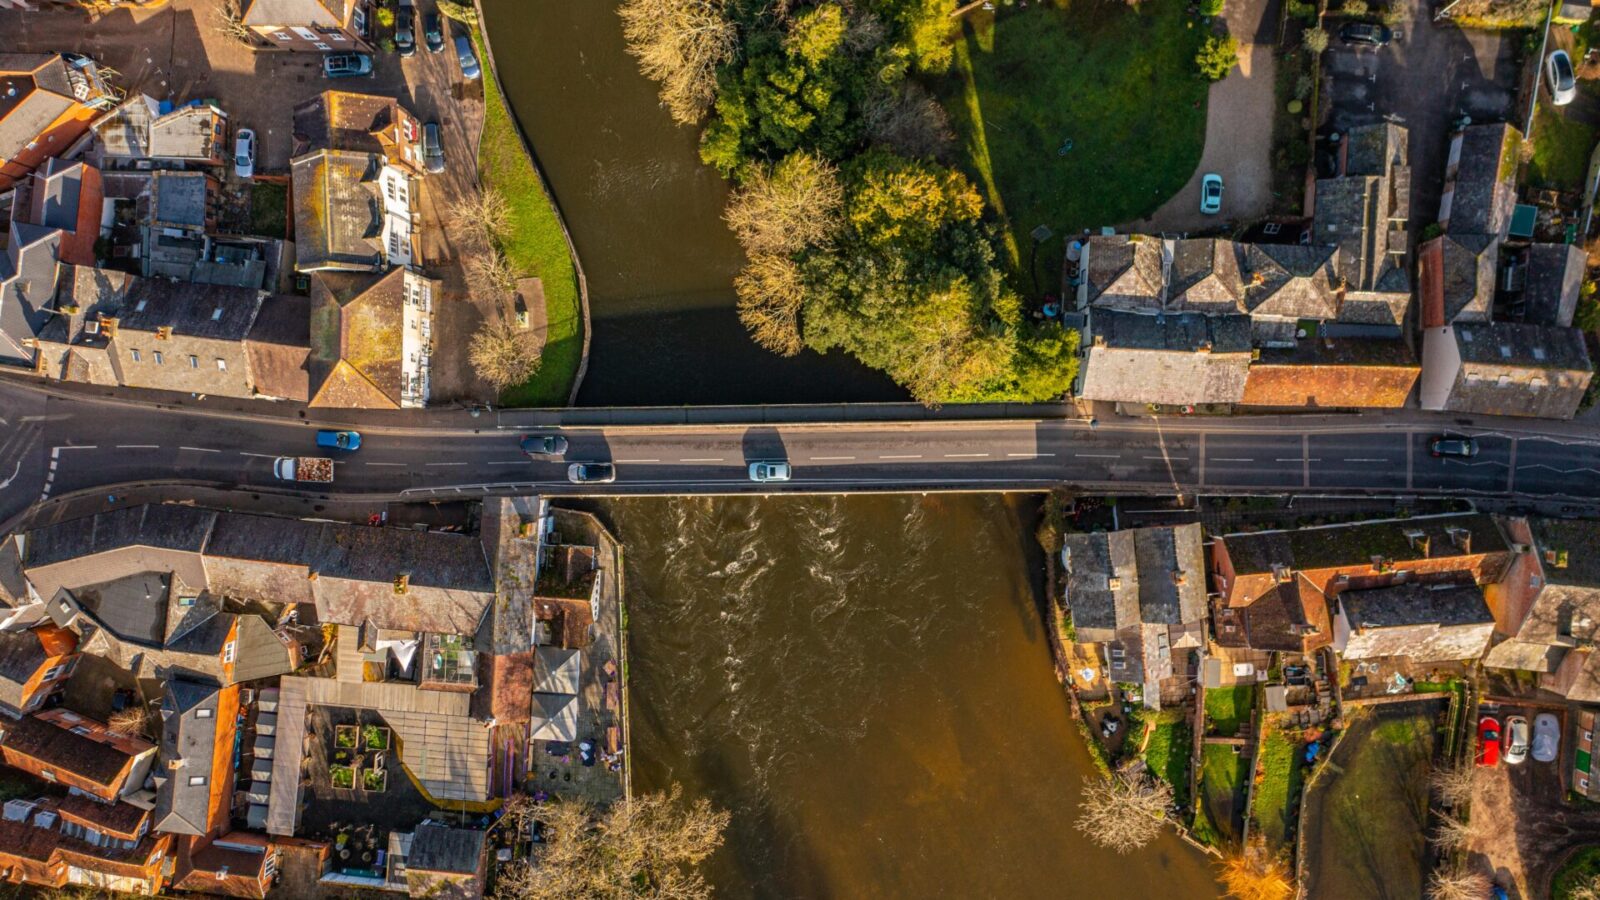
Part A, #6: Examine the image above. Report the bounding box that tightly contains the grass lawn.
[1250,727,1302,853]
[250,182,288,239]
[940,0,1207,293]
[474,29,584,407]
[1142,710,1192,808]
[1528,101,1597,193]
[1205,685,1254,737]
[1555,846,1600,899]
[1195,742,1249,848]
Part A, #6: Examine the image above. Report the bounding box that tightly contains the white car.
[1200,173,1223,215]
[1547,50,1576,106]
[748,461,791,482]
[233,128,255,179]
[1532,713,1560,763]
[1504,715,1530,765]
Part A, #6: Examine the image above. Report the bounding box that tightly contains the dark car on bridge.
[567,462,615,484]
[1430,436,1479,458]
[521,434,569,460]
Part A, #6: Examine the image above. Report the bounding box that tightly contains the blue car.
[454,34,480,81]
[322,53,373,79]
[316,430,362,451]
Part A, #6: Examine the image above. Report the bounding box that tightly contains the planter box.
[361,769,387,792]
[362,725,391,751]
[335,725,359,750]
[330,765,356,790]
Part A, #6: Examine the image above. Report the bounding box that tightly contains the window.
[216,359,227,371]
[187,776,206,786]
[153,350,163,365]
[25,693,43,710]
[70,726,89,736]
[197,708,213,719]
[1586,729,1594,742]
[223,641,236,663]
[42,664,66,681]
[313,41,331,50]
[275,31,291,40]
[189,355,198,368]
[130,349,141,362]
[1582,775,1591,791]
[179,596,196,607]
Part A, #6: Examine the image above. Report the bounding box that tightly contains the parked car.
[1338,22,1392,47]
[233,128,255,179]
[423,121,445,174]
[567,462,616,484]
[520,434,569,459]
[315,430,362,451]
[1547,49,1577,106]
[454,34,481,81]
[1477,716,1502,766]
[1505,715,1530,765]
[323,53,373,79]
[748,461,791,482]
[1532,713,1560,763]
[395,2,417,57]
[1430,435,1479,458]
[424,12,446,53]
[1200,173,1223,215]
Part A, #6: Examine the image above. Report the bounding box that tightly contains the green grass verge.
[1556,846,1600,899]
[1196,742,1248,848]
[940,0,1207,292]
[474,29,584,407]
[1142,711,1192,808]
[1205,685,1254,737]
[1251,728,1302,853]
[1528,100,1598,193]
[250,182,288,239]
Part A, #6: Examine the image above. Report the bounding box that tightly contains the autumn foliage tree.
[618,0,738,124]
[1219,849,1293,900]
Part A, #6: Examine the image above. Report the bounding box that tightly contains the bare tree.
[1074,773,1171,854]
[618,0,738,125]
[108,705,154,740]
[449,188,512,249]
[469,320,540,392]
[1219,846,1292,900]
[437,0,479,25]
[465,248,518,300]
[1429,813,1478,853]
[495,785,729,900]
[724,152,843,257]
[734,254,805,356]
[213,0,254,45]
[1428,762,1477,809]
[1569,874,1600,900]
[1426,863,1491,900]
[863,82,955,162]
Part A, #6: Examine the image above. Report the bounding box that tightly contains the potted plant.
[335,725,359,750]
[363,724,391,751]
[331,765,355,789]
[363,768,387,792]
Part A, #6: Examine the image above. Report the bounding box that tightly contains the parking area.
[1321,0,1520,222]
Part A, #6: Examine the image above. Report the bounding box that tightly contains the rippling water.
[588,494,1222,899]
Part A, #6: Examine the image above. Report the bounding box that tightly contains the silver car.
[1547,50,1577,106]
[1533,713,1560,763]
[748,461,791,482]
[1504,715,1530,765]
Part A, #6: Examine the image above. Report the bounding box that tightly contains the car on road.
[1547,49,1577,106]
[323,53,373,79]
[423,122,445,174]
[233,128,255,179]
[1430,435,1479,458]
[520,434,569,459]
[1477,716,1502,766]
[1200,173,1223,215]
[567,462,615,484]
[454,34,481,81]
[315,430,362,451]
[1533,713,1560,763]
[1338,22,1393,47]
[395,1,416,56]
[424,12,445,53]
[1505,715,1530,765]
[748,461,791,482]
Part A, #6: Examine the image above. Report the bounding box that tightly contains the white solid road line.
[54,445,96,452]
[880,454,923,459]
[616,458,660,463]
[116,444,159,450]
[178,446,220,453]
[681,457,725,463]
[945,453,990,458]
[1074,453,1119,459]
[810,456,856,461]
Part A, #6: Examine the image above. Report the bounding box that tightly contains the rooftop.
[1529,518,1600,588]
[149,170,210,230]
[1519,243,1584,328]
[1221,513,1508,575]
[1447,123,1519,239]
[1062,524,1207,635]
[291,149,385,273]
[406,823,485,875]
[1340,580,1493,629]
[1452,321,1591,372]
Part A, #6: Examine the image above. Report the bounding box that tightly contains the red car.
[1477,716,1502,766]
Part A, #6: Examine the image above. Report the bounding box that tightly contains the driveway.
[1322,0,1518,227]
[1124,0,1279,232]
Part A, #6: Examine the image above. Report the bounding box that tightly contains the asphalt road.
[9,379,1600,529]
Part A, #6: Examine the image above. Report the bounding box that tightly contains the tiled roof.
[1447,123,1519,239]
[1,713,141,787]
[1084,235,1164,310]
[1079,309,1252,406]
[1340,580,1493,629]
[290,149,385,273]
[0,54,76,160]
[1241,337,1418,408]
[1239,243,1339,320]
[1062,525,1207,639]
[1221,513,1508,576]
[1168,239,1245,314]
[243,294,311,402]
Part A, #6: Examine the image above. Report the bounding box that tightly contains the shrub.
[1201,0,1226,15]
[1196,34,1240,81]
[375,6,394,28]
[1343,0,1369,14]
[1287,0,1316,20]
[1303,27,1329,53]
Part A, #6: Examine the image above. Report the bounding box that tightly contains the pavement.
[1126,0,1280,232]
[13,378,1600,531]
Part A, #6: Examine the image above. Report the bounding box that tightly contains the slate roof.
[1340,580,1493,629]
[406,824,485,875]
[1062,525,1207,639]
[243,294,312,402]
[115,279,263,340]
[1529,518,1600,589]
[1083,235,1164,310]
[1453,321,1591,370]
[0,224,63,366]
[241,0,345,26]
[1343,122,1408,179]
[1221,513,1508,575]
[291,149,385,273]
[154,679,224,836]
[1239,243,1340,320]
[26,503,210,569]
[1521,243,1584,328]
[0,629,49,712]
[1446,123,1519,239]
[74,572,172,647]
[1435,233,1497,325]
[1079,309,1252,405]
[1168,239,1245,314]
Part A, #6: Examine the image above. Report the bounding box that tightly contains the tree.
[109,705,154,740]
[1426,864,1490,900]
[735,254,805,355]
[494,784,729,900]
[1201,0,1226,15]
[213,0,254,45]
[375,5,395,28]
[466,248,518,300]
[1219,848,1292,900]
[1568,874,1600,900]
[437,0,478,25]
[1196,35,1240,82]
[1343,0,1370,15]
[1428,813,1478,852]
[469,320,541,392]
[1303,27,1329,53]
[1576,296,1600,333]
[618,0,738,125]
[1428,762,1476,809]
[862,81,954,161]
[449,188,512,249]
[1073,773,1172,854]
[724,152,843,256]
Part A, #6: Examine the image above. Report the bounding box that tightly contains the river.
[478,0,906,407]
[585,494,1223,898]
